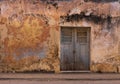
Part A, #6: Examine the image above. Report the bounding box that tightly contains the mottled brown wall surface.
[0,0,120,73]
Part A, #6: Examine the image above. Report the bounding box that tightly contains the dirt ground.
[0,73,120,84]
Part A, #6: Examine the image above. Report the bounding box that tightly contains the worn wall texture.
[0,0,120,73]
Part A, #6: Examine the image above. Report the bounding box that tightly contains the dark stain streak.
[62,13,108,24]
[107,16,112,30]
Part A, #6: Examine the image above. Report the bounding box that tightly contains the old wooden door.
[60,27,90,71]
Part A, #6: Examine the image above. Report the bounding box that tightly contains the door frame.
[59,26,91,72]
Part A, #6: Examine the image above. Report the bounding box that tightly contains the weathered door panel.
[60,28,74,71]
[75,28,90,70]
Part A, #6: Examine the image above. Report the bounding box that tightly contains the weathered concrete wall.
[61,17,120,72]
[0,0,61,72]
[0,0,120,73]
[61,1,120,72]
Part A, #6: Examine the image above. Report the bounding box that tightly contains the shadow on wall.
[86,0,119,3]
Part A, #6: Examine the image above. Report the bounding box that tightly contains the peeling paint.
[0,0,120,73]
